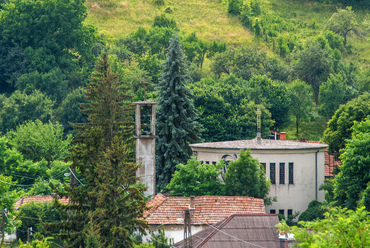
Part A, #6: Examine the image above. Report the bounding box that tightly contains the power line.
[191,214,269,248]
[69,168,84,186]
[0,168,69,188]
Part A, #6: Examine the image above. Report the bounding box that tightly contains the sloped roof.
[190,139,328,150]
[145,194,265,225]
[174,214,281,248]
[15,195,69,209]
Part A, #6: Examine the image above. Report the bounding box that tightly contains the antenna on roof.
[257,105,261,144]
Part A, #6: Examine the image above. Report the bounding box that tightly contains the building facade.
[190,139,328,217]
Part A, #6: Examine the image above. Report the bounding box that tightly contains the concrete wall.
[192,147,326,217]
[136,138,156,196]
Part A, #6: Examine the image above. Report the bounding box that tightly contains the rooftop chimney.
[189,196,195,210]
[280,132,286,140]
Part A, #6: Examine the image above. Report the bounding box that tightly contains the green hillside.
[85,0,253,44]
[85,0,370,68]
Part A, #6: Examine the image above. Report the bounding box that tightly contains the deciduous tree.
[166,157,224,196]
[333,117,370,209]
[323,92,370,157]
[224,149,272,205]
[326,6,357,47]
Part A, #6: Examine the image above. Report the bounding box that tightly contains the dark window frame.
[279,162,285,185]
[288,209,293,217]
[270,163,276,185]
[289,162,294,184]
[270,209,276,214]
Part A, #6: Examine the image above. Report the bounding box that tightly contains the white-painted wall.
[144,224,207,244]
[191,147,326,217]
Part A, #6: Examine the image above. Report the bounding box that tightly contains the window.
[212,161,216,165]
[279,209,285,216]
[279,163,285,184]
[270,209,276,214]
[270,163,276,185]
[205,161,209,164]
[288,209,293,217]
[289,163,294,184]
[261,163,266,173]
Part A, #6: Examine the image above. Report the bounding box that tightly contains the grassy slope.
[85,0,252,44]
[85,0,370,140]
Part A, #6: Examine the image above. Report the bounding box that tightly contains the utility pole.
[184,196,195,248]
[184,209,192,248]
[1,209,6,246]
[27,227,33,243]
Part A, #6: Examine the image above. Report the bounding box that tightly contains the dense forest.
[1,0,370,246]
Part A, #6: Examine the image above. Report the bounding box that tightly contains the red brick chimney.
[280,132,286,140]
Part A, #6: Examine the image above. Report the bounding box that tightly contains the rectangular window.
[270,209,276,214]
[261,163,266,173]
[270,163,276,185]
[279,163,285,184]
[205,161,209,164]
[279,209,285,216]
[212,161,216,165]
[288,209,293,217]
[289,163,294,184]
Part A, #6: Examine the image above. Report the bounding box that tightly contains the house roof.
[174,214,282,248]
[14,195,69,209]
[144,194,265,225]
[190,139,328,150]
[324,150,341,177]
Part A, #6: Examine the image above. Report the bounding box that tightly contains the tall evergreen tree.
[45,55,148,247]
[156,35,201,192]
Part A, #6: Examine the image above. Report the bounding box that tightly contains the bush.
[228,0,242,15]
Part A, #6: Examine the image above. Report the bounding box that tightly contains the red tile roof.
[324,150,341,177]
[15,195,69,209]
[145,194,265,225]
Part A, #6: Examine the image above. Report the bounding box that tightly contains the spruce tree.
[156,35,201,192]
[44,55,148,247]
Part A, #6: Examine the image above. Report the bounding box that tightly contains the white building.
[190,138,328,217]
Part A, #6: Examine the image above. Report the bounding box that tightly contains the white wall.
[144,224,206,244]
[192,147,326,217]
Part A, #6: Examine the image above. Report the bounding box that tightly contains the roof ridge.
[197,215,234,248]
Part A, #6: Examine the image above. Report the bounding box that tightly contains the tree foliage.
[319,73,357,119]
[0,0,96,72]
[326,6,357,47]
[8,120,72,163]
[288,207,370,247]
[45,55,148,248]
[224,149,272,205]
[16,202,61,242]
[333,117,370,209]
[288,80,316,135]
[166,157,224,196]
[323,93,370,157]
[293,41,333,104]
[0,90,54,133]
[190,76,273,142]
[156,35,201,192]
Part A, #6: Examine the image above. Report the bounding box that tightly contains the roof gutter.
[315,149,319,200]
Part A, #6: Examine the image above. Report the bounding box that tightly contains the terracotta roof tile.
[145,194,265,225]
[324,150,341,177]
[15,195,69,209]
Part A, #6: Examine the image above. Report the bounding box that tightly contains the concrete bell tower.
[133,101,157,196]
